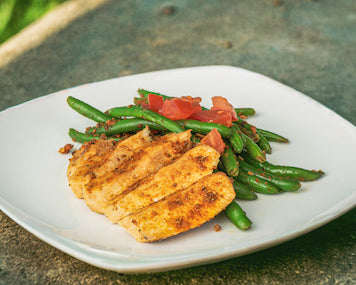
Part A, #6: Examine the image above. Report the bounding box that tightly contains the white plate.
[0,66,355,273]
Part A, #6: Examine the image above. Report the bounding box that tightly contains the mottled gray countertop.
[0,0,355,284]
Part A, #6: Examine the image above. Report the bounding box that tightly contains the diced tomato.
[179,96,202,104]
[188,110,233,127]
[201,128,226,153]
[211,96,238,121]
[148,94,164,112]
[158,98,202,120]
[178,96,202,114]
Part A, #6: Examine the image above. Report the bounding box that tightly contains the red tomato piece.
[201,128,226,153]
[179,96,202,104]
[179,96,202,114]
[188,110,233,127]
[211,96,238,121]
[159,98,202,120]
[148,94,164,112]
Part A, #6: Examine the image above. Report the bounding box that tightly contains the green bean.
[133,97,148,106]
[176,119,233,138]
[241,153,324,182]
[191,134,201,145]
[217,160,225,172]
[67,96,113,123]
[224,201,252,231]
[221,146,239,177]
[236,120,260,143]
[68,128,123,143]
[237,169,281,194]
[233,180,258,200]
[229,125,244,153]
[235,108,256,117]
[256,128,289,143]
[238,121,278,153]
[137,89,172,101]
[236,119,277,152]
[256,130,272,154]
[239,160,301,192]
[107,106,185,133]
[240,133,266,163]
[86,118,166,135]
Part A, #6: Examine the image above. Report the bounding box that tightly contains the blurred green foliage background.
[0,0,68,45]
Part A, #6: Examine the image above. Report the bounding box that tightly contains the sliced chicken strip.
[67,139,118,198]
[119,172,236,242]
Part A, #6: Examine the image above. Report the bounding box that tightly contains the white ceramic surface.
[0,66,355,273]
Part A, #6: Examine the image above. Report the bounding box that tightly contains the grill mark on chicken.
[167,197,184,211]
[82,130,192,214]
[67,139,118,198]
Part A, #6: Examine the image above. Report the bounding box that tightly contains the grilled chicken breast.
[118,172,236,242]
[83,130,192,214]
[105,144,220,223]
[67,127,152,199]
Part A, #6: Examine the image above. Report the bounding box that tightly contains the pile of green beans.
[66,90,324,232]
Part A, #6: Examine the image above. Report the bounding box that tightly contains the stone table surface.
[0,0,355,284]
